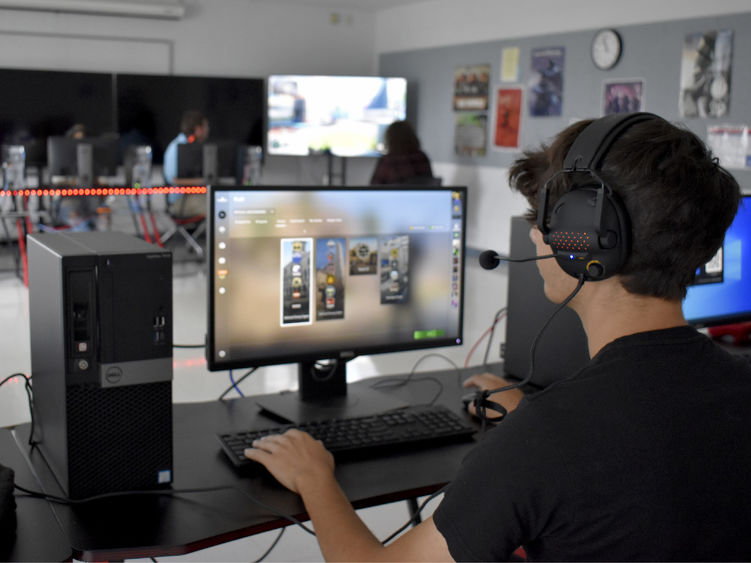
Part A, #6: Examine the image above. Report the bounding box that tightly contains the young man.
[245,114,751,560]
[162,109,209,185]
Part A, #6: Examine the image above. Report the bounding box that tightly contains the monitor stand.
[255,359,408,424]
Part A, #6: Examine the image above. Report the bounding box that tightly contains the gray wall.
[380,11,751,188]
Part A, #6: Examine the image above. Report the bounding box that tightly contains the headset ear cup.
[546,186,629,280]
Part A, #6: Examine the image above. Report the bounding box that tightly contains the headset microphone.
[479,249,556,270]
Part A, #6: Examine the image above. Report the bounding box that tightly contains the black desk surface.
[8,364,502,561]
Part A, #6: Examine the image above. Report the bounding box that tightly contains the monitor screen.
[207,186,465,420]
[683,196,751,327]
[267,75,407,157]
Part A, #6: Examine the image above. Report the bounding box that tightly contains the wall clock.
[592,28,622,70]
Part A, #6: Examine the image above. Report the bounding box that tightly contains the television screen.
[683,196,751,327]
[267,75,407,157]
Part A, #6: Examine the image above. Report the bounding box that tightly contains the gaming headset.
[471,112,661,423]
[536,111,659,281]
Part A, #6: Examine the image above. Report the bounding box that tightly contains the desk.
[8,366,499,561]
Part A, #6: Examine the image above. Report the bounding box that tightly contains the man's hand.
[244,429,335,494]
[463,373,524,420]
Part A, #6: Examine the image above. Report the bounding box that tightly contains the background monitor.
[267,75,407,157]
[176,143,204,179]
[90,134,120,177]
[46,136,79,177]
[683,195,751,327]
[207,185,466,422]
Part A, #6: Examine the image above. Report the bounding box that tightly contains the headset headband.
[563,112,659,172]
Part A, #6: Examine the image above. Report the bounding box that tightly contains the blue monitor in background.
[683,196,751,327]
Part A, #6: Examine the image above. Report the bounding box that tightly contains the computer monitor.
[267,75,407,157]
[47,136,79,177]
[683,195,751,327]
[90,134,120,177]
[207,186,466,422]
[48,135,120,180]
[176,143,204,179]
[177,141,239,183]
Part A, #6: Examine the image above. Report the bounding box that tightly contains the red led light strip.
[0,186,207,197]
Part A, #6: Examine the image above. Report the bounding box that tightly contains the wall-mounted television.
[267,75,407,158]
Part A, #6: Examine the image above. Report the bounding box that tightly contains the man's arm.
[245,430,454,562]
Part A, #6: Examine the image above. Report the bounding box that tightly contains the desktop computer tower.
[27,232,173,499]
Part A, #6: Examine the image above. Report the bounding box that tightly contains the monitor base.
[255,385,408,425]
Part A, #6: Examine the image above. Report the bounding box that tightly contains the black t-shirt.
[434,326,751,561]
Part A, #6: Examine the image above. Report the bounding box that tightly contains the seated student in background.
[162,110,209,217]
[244,113,751,561]
[370,120,434,185]
[55,123,95,230]
[162,110,209,185]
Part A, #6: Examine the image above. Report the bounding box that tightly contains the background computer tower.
[27,231,173,499]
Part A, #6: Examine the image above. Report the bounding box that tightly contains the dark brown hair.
[509,116,741,300]
[385,120,421,155]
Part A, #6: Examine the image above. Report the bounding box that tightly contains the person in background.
[370,120,434,185]
[55,123,94,230]
[162,110,209,185]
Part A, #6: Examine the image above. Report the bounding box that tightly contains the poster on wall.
[679,29,733,118]
[501,47,520,82]
[602,79,644,115]
[528,47,564,117]
[706,125,751,169]
[493,87,522,150]
[453,64,490,111]
[454,112,487,156]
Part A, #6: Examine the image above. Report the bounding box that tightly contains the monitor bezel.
[206,185,467,372]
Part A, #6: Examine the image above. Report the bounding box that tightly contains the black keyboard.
[218,404,476,469]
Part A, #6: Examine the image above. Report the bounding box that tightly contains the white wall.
[0,0,377,76]
[374,0,751,55]
[373,0,751,336]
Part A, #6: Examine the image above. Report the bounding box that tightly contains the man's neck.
[572,280,687,358]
